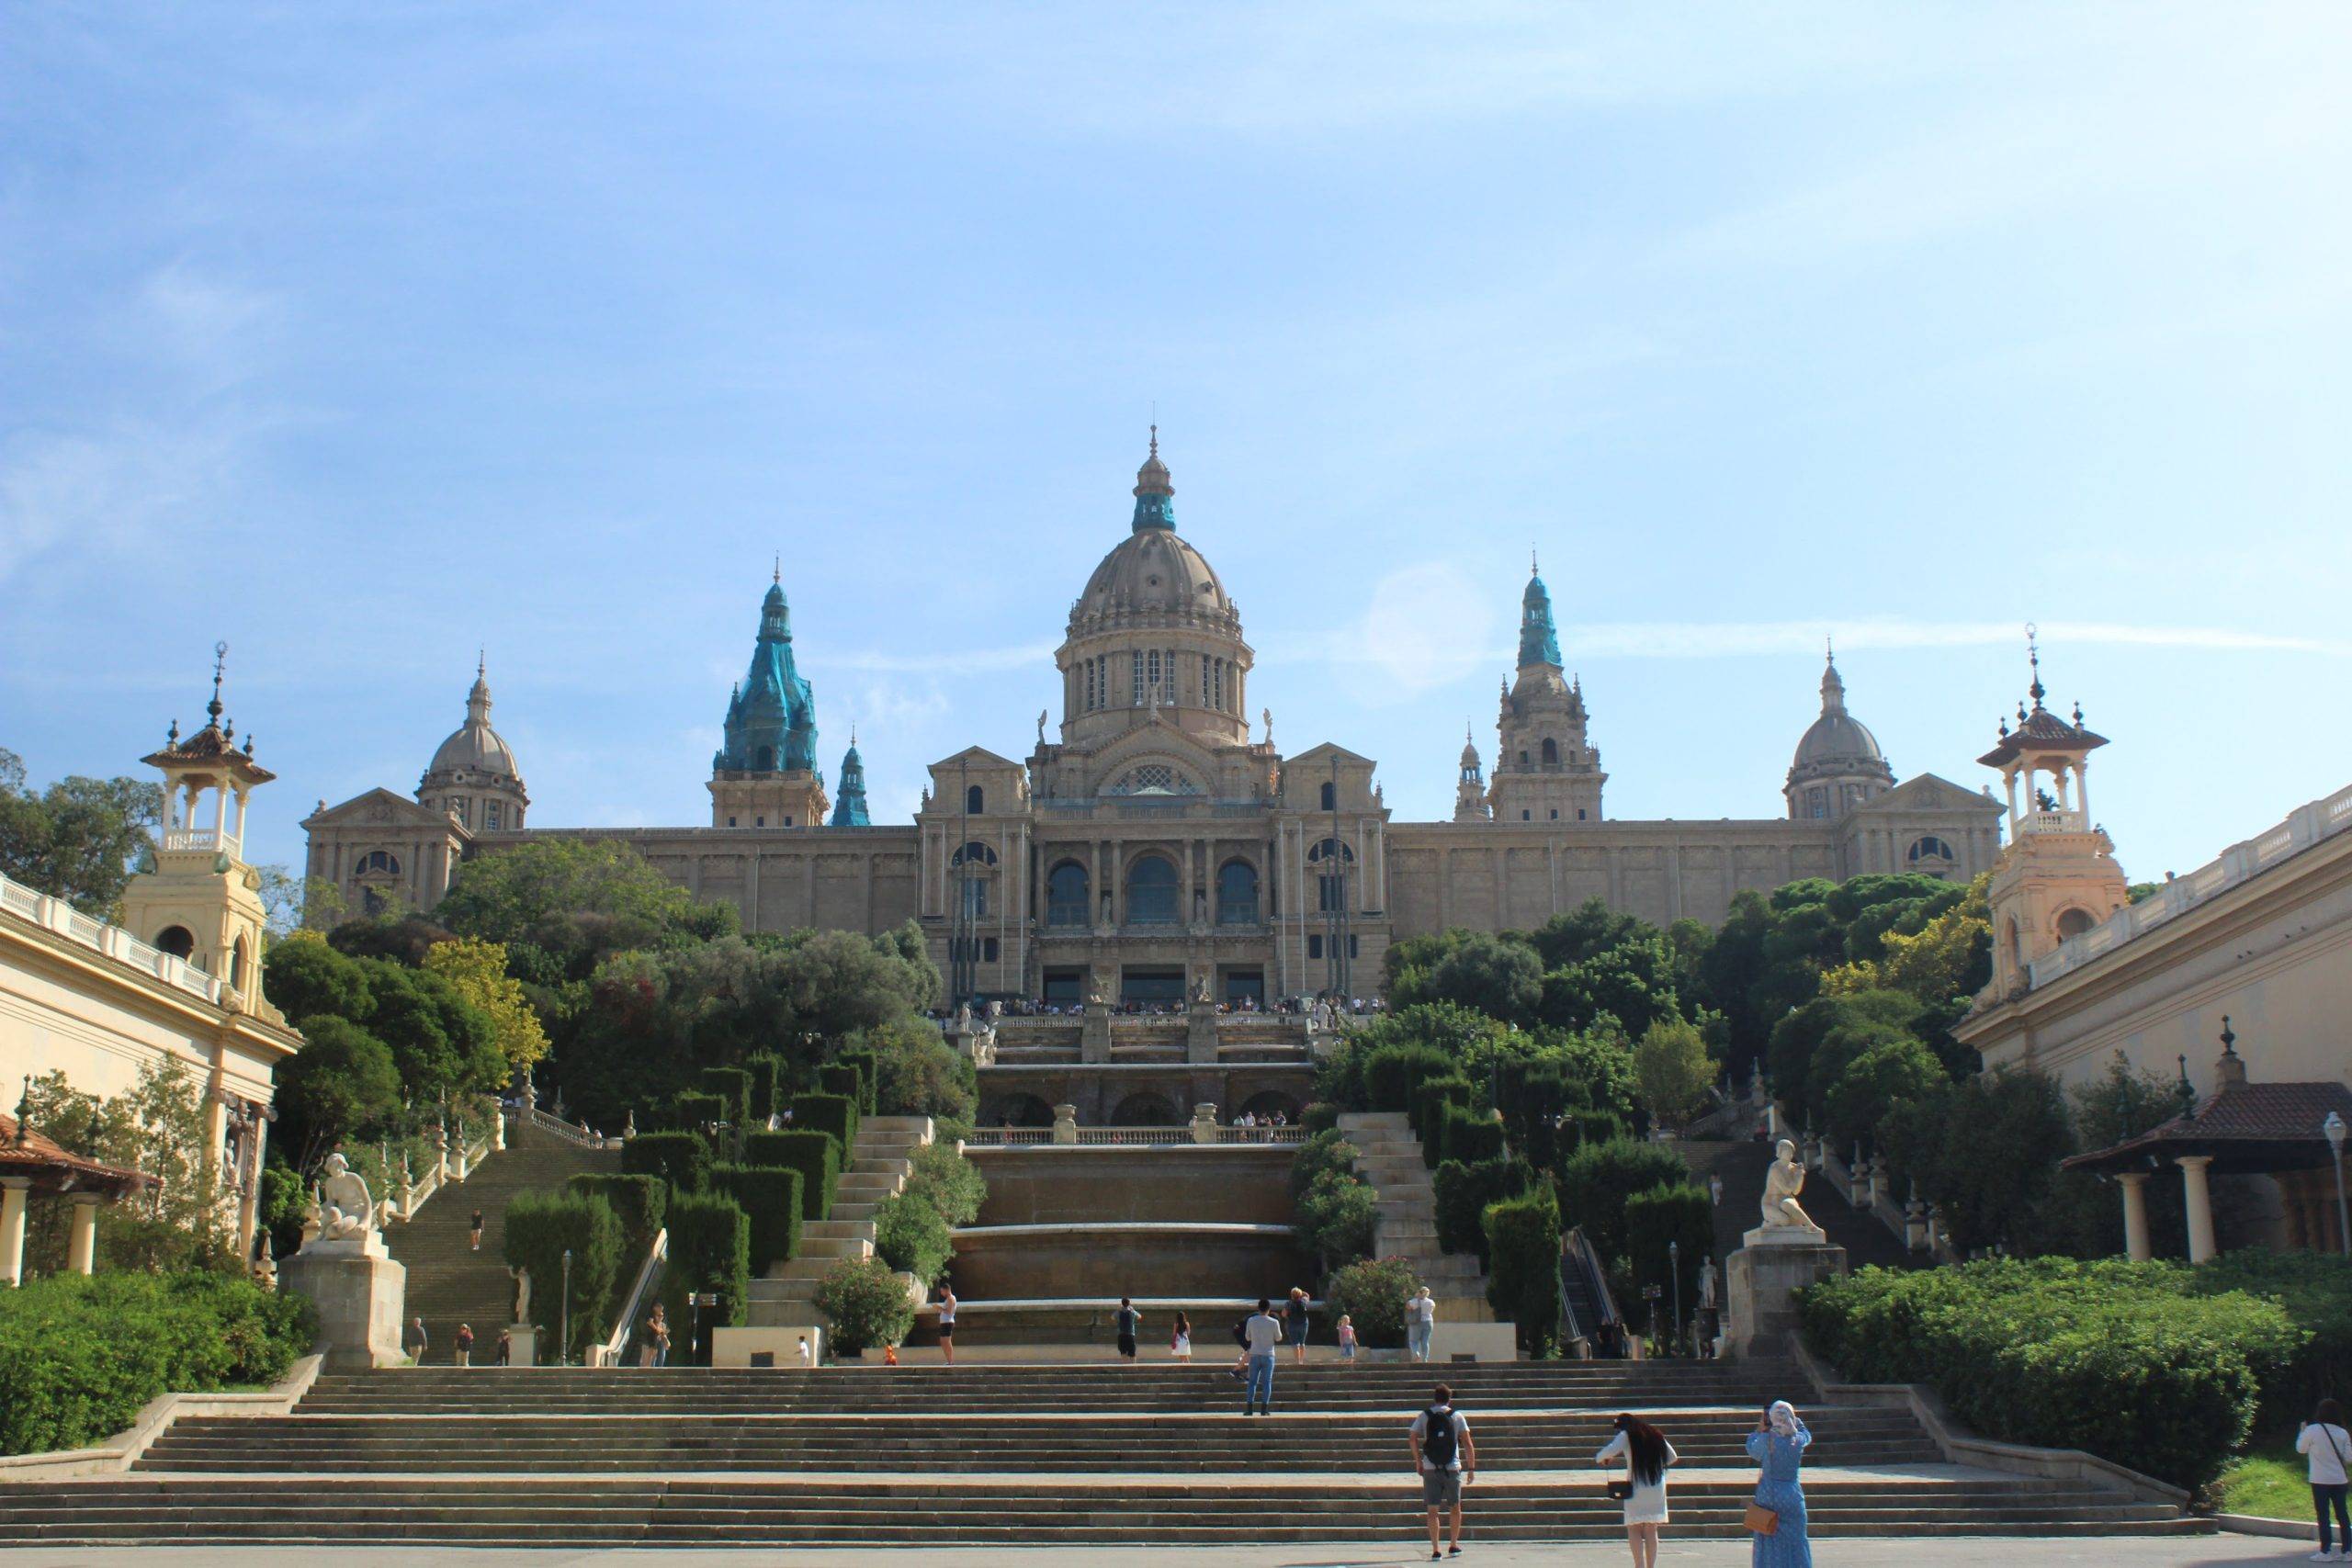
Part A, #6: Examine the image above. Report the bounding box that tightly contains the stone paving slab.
[0,1538,2311,1567]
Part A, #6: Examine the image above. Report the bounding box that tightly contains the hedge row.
[710,1163,804,1275]
[0,1272,312,1457]
[1484,1185,1564,1357]
[566,1173,668,1253]
[1798,1258,2306,1489]
[660,1191,752,1365]
[622,1131,713,1194]
[837,1048,881,1114]
[742,1129,841,1223]
[699,1066,753,1125]
[791,1091,859,1157]
[1365,1044,1453,1112]
[1433,1156,1533,1265]
[670,1091,729,1132]
[1555,1137,1690,1267]
[502,1190,624,1351]
[745,1055,786,1123]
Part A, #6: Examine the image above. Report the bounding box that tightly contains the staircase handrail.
[1565,1225,1621,1329]
[595,1226,670,1368]
[526,1104,609,1149]
[395,1121,497,1224]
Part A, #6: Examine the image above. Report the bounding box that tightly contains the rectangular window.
[484,802,502,830]
[1132,650,1144,705]
[1349,934,1360,959]
[1306,934,1323,960]
[962,878,987,919]
[982,936,1000,963]
[1202,653,1211,707]
[1317,874,1342,912]
[1148,649,1160,695]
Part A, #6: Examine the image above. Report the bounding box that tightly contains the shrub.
[0,1271,312,1457]
[873,1190,956,1283]
[622,1130,714,1195]
[1290,1128,1363,1204]
[820,1063,865,1111]
[1554,1110,1627,1165]
[744,1054,785,1122]
[1799,1258,2303,1489]
[790,1091,860,1156]
[837,1048,881,1114]
[502,1190,624,1353]
[698,1066,753,1125]
[1556,1136,1690,1266]
[566,1173,668,1253]
[854,1018,975,1122]
[1498,1058,1588,1170]
[1323,1256,1420,1348]
[661,1191,752,1365]
[901,1142,987,1227]
[1440,1101,1506,1167]
[1485,1185,1565,1356]
[2192,1248,2352,1429]
[708,1164,805,1274]
[1433,1156,1533,1264]
[1300,1101,1340,1135]
[1297,1168,1378,1269]
[668,1091,728,1132]
[1623,1181,1713,1313]
[814,1255,915,1354]
[741,1130,840,1223]
[1364,1044,1454,1112]
[1412,1075,1475,1166]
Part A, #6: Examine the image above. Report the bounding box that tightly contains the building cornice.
[0,900,303,1063]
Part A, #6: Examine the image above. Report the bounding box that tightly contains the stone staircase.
[383,1118,619,1361]
[1677,1137,1919,1276]
[0,1361,2209,1545]
[745,1115,933,1326]
[1337,1111,1496,1324]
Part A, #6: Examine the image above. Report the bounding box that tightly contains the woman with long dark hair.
[1594,1411,1679,1568]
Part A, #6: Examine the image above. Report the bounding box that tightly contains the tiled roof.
[0,1111,156,1193]
[1978,702,2108,768]
[2064,1080,2352,1174]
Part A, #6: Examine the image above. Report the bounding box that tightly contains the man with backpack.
[1408,1382,1475,1560]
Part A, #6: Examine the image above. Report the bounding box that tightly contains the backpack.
[1420,1404,1458,1470]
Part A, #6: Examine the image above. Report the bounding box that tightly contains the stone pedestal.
[1051,1104,1079,1145]
[1188,1103,1219,1145]
[1184,1002,1219,1064]
[1724,1227,1845,1359]
[281,1246,408,1371]
[506,1325,537,1367]
[1080,1002,1112,1064]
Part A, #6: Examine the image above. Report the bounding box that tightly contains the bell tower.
[1453,724,1490,822]
[1978,627,2128,998]
[120,642,282,1020]
[1489,557,1605,825]
[709,566,829,829]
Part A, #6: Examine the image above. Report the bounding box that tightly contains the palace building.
[305,438,2001,1004]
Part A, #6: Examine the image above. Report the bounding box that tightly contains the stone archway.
[1110,1091,1179,1126]
[981,1092,1056,1128]
[1237,1089,1303,1122]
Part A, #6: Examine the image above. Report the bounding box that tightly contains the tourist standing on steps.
[2299,1396,2351,1561]
[1407,1287,1436,1362]
[454,1323,475,1368]
[1241,1297,1283,1415]
[402,1316,428,1364]
[1595,1411,1677,1568]
[1170,1311,1192,1361]
[1746,1400,1812,1567]
[936,1285,957,1364]
[1408,1381,1475,1560]
[644,1304,671,1368]
[1114,1296,1141,1362]
[1284,1286,1311,1363]
[1338,1314,1357,1363]
[469,1208,484,1251]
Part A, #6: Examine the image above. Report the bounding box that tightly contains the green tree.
[273,1016,403,1171]
[423,936,550,1077]
[1527,899,1654,972]
[0,750,162,919]
[431,838,733,947]
[1538,935,1681,1038]
[1407,931,1543,1024]
[1633,1017,1714,1132]
[1824,1034,1948,1148]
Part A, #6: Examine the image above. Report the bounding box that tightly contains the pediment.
[930,745,1022,773]
[305,788,451,829]
[1860,773,2002,816]
[1283,741,1375,768]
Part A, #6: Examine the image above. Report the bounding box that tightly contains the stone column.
[2177,1156,2218,1263]
[0,1179,29,1287]
[67,1193,102,1275]
[2116,1172,2153,1262]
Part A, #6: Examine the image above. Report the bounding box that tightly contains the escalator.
[1557,1225,1623,1357]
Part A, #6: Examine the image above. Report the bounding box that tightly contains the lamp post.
[2325,1111,2349,1259]
[560,1247,573,1366]
[1668,1239,1682,1356]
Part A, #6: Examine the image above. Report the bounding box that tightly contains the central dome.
[429,664,522,780]
[1068,434,1238,634]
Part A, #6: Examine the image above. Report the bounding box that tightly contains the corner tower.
[1978,630,2128,998]
[709,569,829,829]
[829,730,872,827]
[1488,558,1604,825]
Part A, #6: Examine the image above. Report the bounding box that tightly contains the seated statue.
[1759,1138,1818,1232]
[315,1152,380,1243]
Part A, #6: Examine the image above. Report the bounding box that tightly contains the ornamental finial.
[208,640,228,723]
[773,554,781,585]
[2025,622,2045,705]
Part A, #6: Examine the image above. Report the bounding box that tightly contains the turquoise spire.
[1518,555,1562,669]
[714,570,819,774]
[829,729,870,827]
[1130,426,1175,532]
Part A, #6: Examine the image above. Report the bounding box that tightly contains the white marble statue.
[1759,1138,1818,1232]
[512,1265,533,1325]
[314,1153,380,1243]
[1698,1255,1718,1309]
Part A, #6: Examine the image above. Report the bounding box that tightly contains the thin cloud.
[831,642,1058,674]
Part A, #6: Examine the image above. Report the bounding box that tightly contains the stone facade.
[307,439,2001,1001]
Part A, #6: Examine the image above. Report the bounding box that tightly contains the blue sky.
[6,4,2350,890]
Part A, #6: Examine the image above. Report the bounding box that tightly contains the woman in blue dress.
[1746,1399,1812,1567]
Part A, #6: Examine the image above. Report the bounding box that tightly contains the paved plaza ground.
[0,1539,2322,1567]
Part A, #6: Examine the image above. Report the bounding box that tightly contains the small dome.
[1077,527,1232,619]
[1792,656,1886,768]
[428,663,523,781]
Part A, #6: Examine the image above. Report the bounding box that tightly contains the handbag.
[1744,1502,1779,1535]
[1604,1479,1633,1501]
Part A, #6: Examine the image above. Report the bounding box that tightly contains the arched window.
[1804,786,1826,819]
[229,936,250,991]
[2055,907,2097,940]
[966,784,984,815]
[1111,1092,1179,1126]
[1906,835,1956,864]
[155,925,195,960]
[1306,838,1354,863]
[356,850,401,876]
[1318,781,1336,811]
[1541,738,1559,765]
[1125,854,1179,925]
[1046,862,1090,928]
[1216,860,1260,925]
[755,745,775,771]
[2006,917,2022,969]
[952,840,997,865]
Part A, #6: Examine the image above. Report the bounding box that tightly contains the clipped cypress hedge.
[1555,1136,1690,1266]
[1410,1074,1474,1164]
[699,1066,753,1125]
[502,1190,624,1353]
[820,1063,865,1112]
[744,1055,785,1122]
[1364,1043,1454,1113]
[0,1272,312,1457]
[1483,1184,1564,1356]
[1800,1258,2304,1490]
[566,1173,669,1253]
[837,1048,881,1114]
[660,1192,752,1366]
[1433,1156,1533,1264]
[669,1091,729,1132]
[622,1130,713,1194]
[742,1129,841,1223]
[791,1091,860,1156]
[1439,1102,1506,1167]
[709,1163,805,1274]
[1623,1180,1713,1313]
